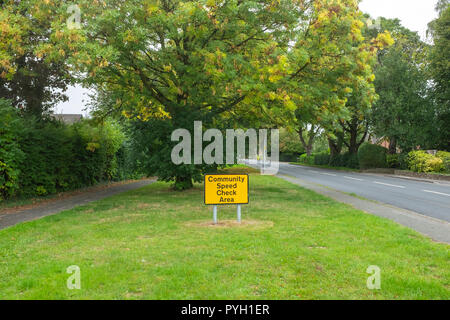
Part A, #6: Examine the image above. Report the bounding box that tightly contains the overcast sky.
[55,0,440,115]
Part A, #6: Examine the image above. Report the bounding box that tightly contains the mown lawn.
[0,169,448,299]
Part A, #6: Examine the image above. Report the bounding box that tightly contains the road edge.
[278,174,450,244]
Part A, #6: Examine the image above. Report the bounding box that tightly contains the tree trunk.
[388,137,397,154]
[298,126,317,156]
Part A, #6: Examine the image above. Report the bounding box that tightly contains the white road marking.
[423,190,450,197]
[320,172,337,177]
[344,176,364,181]
[373,181,406,189]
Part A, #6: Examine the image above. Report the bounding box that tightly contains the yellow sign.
[204,174,249,205]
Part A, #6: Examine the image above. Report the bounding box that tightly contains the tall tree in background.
[428,1,450,150]
[370,18,435,152]
[285,1,392,156]
[0,0,71,117]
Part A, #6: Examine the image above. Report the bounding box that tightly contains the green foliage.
[279,128,305,155]
[436,151,450,173]
[0,0,71,116]
[386,154,400,169]
[126,118,218,191]
[428,4,450,150]
[298,154,315,166]
[371,18,437,151]
[0,108,129,200]
[314,152,331,166]
[358,143,388,169]
[0,99,24,200]
[279,128,304,162]
[328,152,359,169]
[407,151,444,173]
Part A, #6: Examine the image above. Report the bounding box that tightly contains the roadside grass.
[290,162,358,172]
[0,169,448,299]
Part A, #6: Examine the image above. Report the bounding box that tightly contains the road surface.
[253,161,450,222]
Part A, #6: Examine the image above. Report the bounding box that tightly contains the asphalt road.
[252,162,450,222]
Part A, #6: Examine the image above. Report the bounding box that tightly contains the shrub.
[314,152,331,166]
[0,99,25,200]
[386,154,400,168]
[358,143,388,169]
[407,151,444,173]
[436,151,450,173]
[298,153,314,165]
[0,109,131,200]
[342,152,359,169]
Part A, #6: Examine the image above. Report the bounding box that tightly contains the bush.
[386,154,400,168]
[0,107,131,200]
[358,143,388,169]
[0,100,25,200]
[314,152,331,166]
[407,151,444,173]
[279,152,302,162]
[298,153,314,165]
[436,151,450,173]
[342,152,360,169]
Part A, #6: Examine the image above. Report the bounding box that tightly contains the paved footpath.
[0,179,155,230]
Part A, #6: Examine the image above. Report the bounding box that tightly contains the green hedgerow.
[357,143,388,169]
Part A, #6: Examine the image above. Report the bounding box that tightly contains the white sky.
[56,0,440,115]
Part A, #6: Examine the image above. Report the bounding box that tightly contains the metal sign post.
[205,174,249,225]
[213,205,218,224]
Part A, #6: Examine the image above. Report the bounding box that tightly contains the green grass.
[0,170,448,299]
[0,180,133,212]
[290,162,359,172]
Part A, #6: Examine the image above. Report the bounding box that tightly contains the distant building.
[51,114,83,124]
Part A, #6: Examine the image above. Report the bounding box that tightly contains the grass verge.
[290,162,358,172]
[0,169,448,299]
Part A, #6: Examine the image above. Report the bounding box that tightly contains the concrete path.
[0,179,155,230]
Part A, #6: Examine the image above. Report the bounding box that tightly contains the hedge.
[358,143,388,169]
[0,99,133,200]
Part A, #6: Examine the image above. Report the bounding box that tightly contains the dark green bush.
[314,152,331,165]
[358,143,388,169]
[386,154,400,168]
[0,104,130,200]
[279,152,302,162]
[342,152,359,169]
[0,100,25,199]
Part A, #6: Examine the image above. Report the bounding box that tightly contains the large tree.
[0,0,71,116]
[428,1,450,150]
[53,0,305,188]
[370,18,437,152]
[285,3,393,157]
